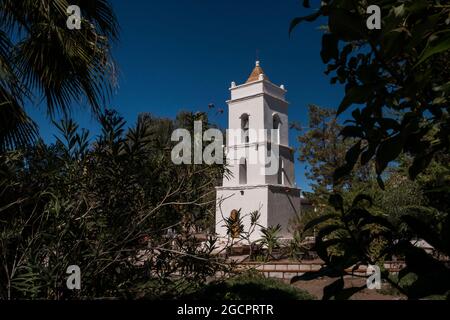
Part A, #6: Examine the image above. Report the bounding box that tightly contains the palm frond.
[0,0,119,150]
[0,29,37,151]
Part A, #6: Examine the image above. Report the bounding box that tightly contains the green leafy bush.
[0,111,228,299]
[185,271,315,300]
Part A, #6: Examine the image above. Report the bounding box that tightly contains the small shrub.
[185,271,315,300]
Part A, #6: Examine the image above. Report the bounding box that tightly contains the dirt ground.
[292,276,405,300]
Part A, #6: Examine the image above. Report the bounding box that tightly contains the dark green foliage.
[259,224,282,260]
[185,271,315,300]
[291,0,450,185]
[0,110,228,299]
[291,0,450,299]
[292,181,450,299]
[291,154,450,299]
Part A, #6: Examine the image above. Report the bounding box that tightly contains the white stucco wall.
[228,96,265,144]
[216,68,301,243]
[264,95,289,147]
[215,185,300,241]
[264,145,295,186]
[216,186,269,242]
[267,186,301,238]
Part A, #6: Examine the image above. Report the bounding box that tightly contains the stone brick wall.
[235,261,406,280]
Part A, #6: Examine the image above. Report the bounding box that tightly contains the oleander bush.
[0,111,229,299]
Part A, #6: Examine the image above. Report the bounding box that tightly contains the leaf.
[333,141,362,184]
[432,96,447,105]
[396,241,446,275]
[397,266,411,282]
[343,209,371,226]
[375,134,403,175]
[291,267,342,283]
[360,144,376,165]
[317,224,343,240]
[406,0,428,14]
[322,277,344,300]
[345,140,362,168]
[321,33,339,63]
[329,9,364,41]
[289,11,322,35]
[409,151,435,180]
[415,33,450,67]
[358,215,394,230]
[393,4,405,17]
[304,213,339,231]
[351,194,373,208]
[321,238,346,249]
[376,174,386,190]
[333,164,352,184]
[433,81,450,93]
[340,126,364,139]
[401,215,441,251]
[329,194,343,211]
[337,86,371,115]
[377,118,401,131]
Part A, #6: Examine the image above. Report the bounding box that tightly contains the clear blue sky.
[27,0,346,193]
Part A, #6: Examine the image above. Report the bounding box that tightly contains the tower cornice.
[224,142,294,152]
[227,92,289,105]
[230,78,287,93]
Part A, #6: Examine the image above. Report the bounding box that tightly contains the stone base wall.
[234,261,406,280]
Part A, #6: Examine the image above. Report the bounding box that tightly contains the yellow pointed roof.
[246,61,269,83]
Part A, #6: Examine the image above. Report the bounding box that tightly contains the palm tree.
[0,0,118,151]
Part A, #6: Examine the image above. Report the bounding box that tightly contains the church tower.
[215,61,301,242]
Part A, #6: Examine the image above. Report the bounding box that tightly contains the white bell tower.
[215,61,301,242]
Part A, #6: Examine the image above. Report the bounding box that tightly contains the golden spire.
[245,61,268,83]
